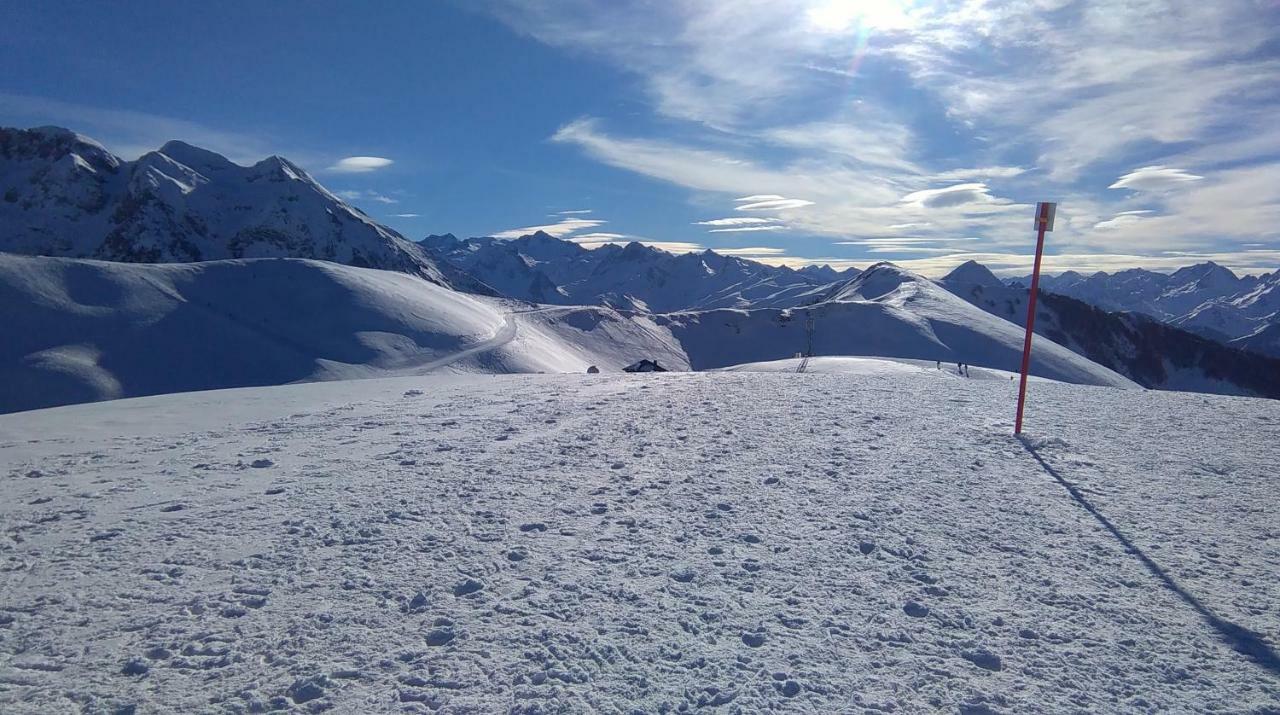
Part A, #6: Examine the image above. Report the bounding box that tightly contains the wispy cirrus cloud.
[694,217,779,227]
[484,0,1280,273]
[492,217,606,239]
[336,189,398,205]
[709,225,789,233]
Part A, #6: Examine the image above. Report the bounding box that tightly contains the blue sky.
[3,0,1279,276]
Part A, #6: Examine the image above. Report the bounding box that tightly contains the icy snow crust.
[1,372,1277,712]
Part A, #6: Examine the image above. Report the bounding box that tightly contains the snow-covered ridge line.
[0,126,453,285]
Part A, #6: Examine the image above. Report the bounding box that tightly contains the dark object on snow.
[623,359,668,373]
[586,365,600,374]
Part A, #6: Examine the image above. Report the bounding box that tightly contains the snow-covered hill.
[0,253,688,414]
[718,355,1056,383]
[2,371,1277,712]
[0,127,454,285]
[945,261,1280,398]
[2,255,1135,414]
[422,232,848,312]
[661,263,1136,388]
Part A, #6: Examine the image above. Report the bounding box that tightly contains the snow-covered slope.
[945,261,1280,398]
[1232,321,1280,358]
[661,263,1136,388]
[0,126,452,285]
[422,232,847,312]
[0,254,688,414]
[718,355,1056,383]
[2,371,1277,712]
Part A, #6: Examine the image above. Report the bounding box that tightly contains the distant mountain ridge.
[0,126,457,286]
[1011,262,1280,355]
[421,232,856,312]
[948,261,1280,397]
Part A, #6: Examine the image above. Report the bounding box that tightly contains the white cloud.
[715,247,788,256]
[694,217,779,226]
[900,183,1003,209]
[493,217,605,239]
[336,190,398,205]
[557,209,594,215]
[327,156,394,173]
[735,198,815,211]
[390,213,421,218]
[1109,166,1204,192]
[932,166,1027,181]
[709,225,789,233]
[1093,210,1153,230]
[568,232,628,241]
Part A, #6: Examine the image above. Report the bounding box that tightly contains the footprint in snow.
[903,601,930,618]
[452,578,484,597]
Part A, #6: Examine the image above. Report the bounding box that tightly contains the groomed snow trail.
[1,373,1277,713]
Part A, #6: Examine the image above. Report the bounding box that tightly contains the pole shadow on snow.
[1018,436,1280,676]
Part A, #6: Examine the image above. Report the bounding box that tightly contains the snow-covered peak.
[1170,261,1238,287]
[1,126,451,286]
[1,125,121,171]
[828,262,926,301]
[158,140,238,173]
[941,260,1004,288]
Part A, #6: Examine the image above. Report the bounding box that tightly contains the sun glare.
[806,0,916,32]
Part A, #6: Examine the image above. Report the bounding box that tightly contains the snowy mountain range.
[2,126,1277,412]
[421,232,852,312]
[944,261,1280,397]
[1013,263,1280,356]
[0,126,460,287]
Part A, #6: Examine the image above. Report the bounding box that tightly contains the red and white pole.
[1015,202,1056,435]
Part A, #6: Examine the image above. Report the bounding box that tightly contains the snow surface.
[717,356,1054,384]
[2,372,1277,712]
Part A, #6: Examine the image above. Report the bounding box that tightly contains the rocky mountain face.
[421,232,855,313]
[0,126,454,286]
[949,261,1280,397]
[1013,262,1280,354]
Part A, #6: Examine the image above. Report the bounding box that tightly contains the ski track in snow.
[1,373,1278,713]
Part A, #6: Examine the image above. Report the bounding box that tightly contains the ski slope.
[0,254,688,413]
[1,372,1277,712]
